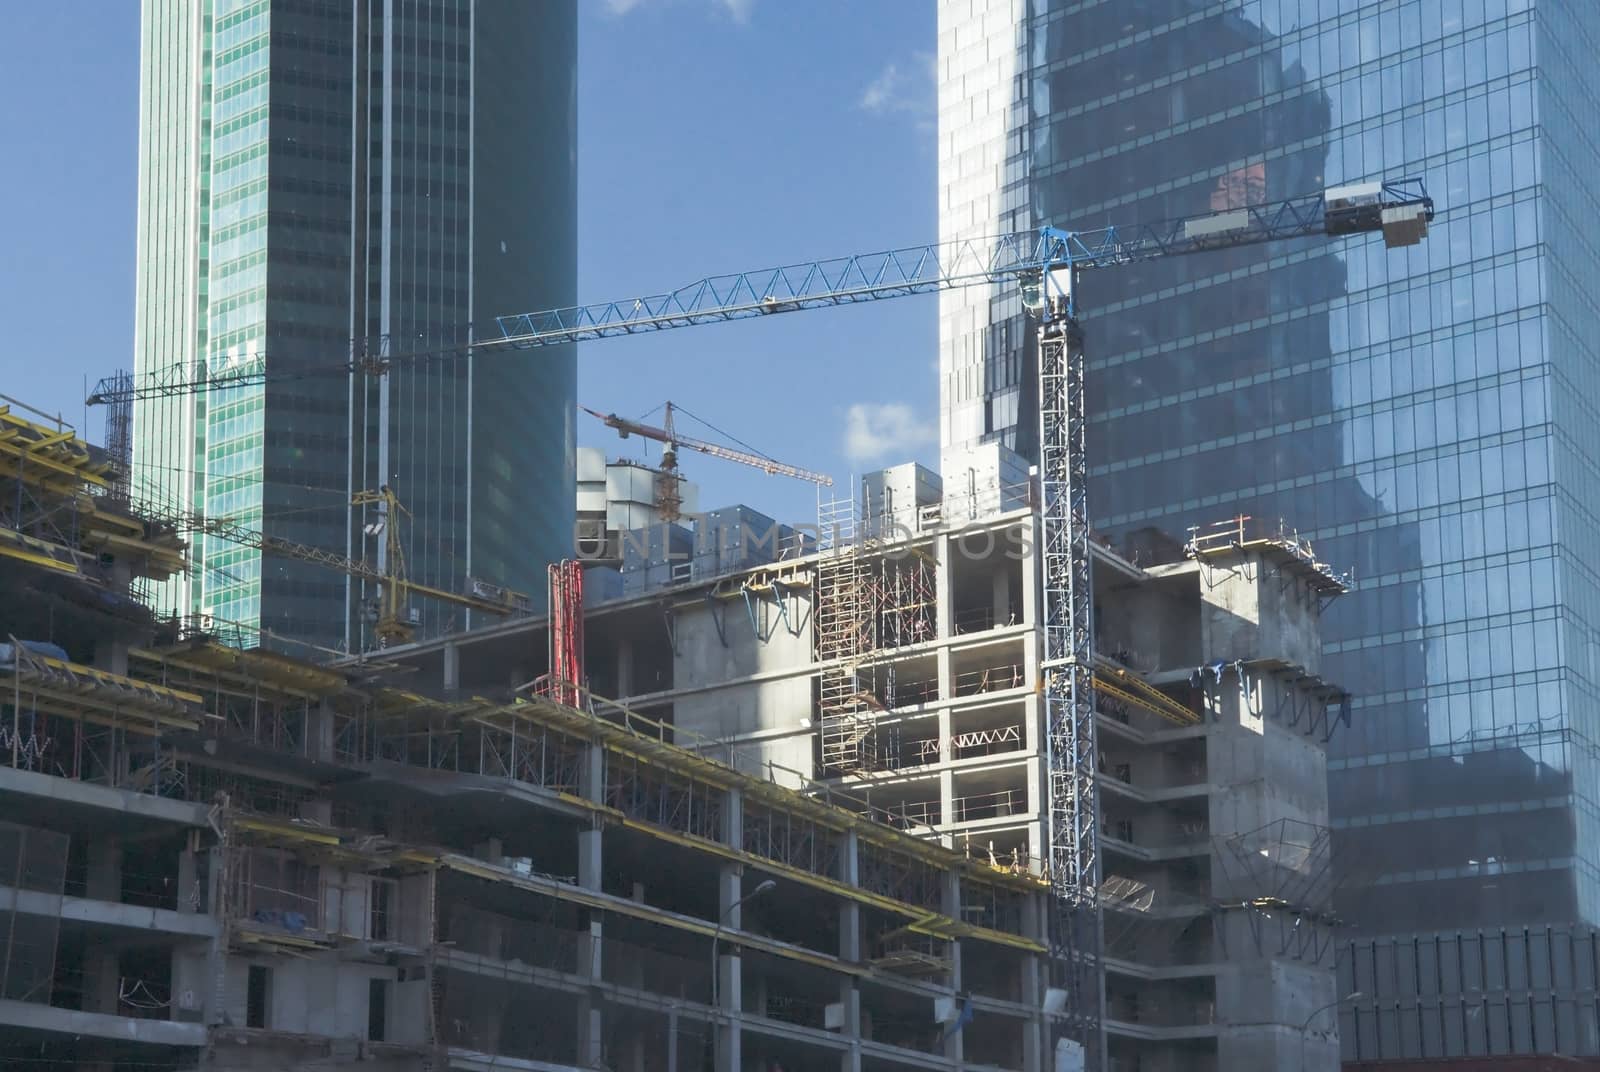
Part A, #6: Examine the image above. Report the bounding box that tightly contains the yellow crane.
[583,400,831,522]
[153,485,529,647]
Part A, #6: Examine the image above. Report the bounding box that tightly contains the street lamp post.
[1300,990,1363,1072]
[710,878,776,1012]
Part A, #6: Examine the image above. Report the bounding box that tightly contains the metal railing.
[952,662,1026,697]
[952,788,1025,823]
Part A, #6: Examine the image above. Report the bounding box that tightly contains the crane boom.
[581,405,833,485]
[85,180,1432,407]
[137,491,531,647]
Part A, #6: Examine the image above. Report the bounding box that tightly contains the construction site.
[0,395,1051,1072]
[1,178,1443,1072]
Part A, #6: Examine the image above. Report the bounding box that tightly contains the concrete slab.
[0,997,206,1047]
[448,1048,588,1072]
[0,766,209,834]
[0,885,217,939]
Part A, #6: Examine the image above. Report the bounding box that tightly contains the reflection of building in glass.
[939,0,1587,1064]
[133,3,577,652]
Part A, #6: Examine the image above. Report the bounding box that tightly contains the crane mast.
[96,178,1434,1065]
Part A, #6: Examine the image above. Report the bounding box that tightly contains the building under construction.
[0,394,1052,1071]
[378,452,1361,1071]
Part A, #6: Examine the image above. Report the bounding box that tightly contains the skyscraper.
[132,0,576,653]
[940,0,1594,1063]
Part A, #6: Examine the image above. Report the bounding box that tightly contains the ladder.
[815,493,875,773]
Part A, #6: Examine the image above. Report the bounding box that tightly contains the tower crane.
[92,178,1434,1063]
[142,486,531,647]
[583,400,832,522]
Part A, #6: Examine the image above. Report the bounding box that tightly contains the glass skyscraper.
[133,0,576,652]
[940,0,1599,1062]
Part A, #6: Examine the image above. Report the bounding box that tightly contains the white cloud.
[859,64,904,113]
[843,403,936,464]
[602,0,646,13]
[858,50,935,117]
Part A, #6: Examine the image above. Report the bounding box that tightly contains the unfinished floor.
[0,398,1048,1072]
[387,478,1360,1071]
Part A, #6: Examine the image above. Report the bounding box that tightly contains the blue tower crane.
[89,177,1435,1067]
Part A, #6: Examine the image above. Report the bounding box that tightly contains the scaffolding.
[873,548,935,652]
[815,492,876,774]
[0,394,185,598]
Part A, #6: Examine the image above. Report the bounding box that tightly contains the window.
[246,964,271,1029]
[367,977,388,1042]
[370,877,395,941]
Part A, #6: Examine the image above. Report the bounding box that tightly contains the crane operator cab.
[1324,181,1431,247]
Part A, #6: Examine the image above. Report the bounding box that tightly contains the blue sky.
[0,1,937,529]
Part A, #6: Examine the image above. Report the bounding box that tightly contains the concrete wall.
[1215,959,1339,1072]
[670,593,815,782]
[1206,677,1331,881]
[223,955,425,1046]
[1099,571,1201,673]
[1196,548,1340,1071]
[1197,551,1325,674]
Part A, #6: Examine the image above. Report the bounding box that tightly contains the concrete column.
[578,738,606,889]
[993,567,1011,627]
[1021,516,1041,626]
[935,534,955,639]
[93,634,130,677]
[576,739,607,1069]
[307,699,335,762]
[714,788,746,1072]
[578,830,602,891]
[581,740,605,803]
[616,636,635,698]
[577,978,604,1068]
[81,835,123,1012]
[204,846,227,1025]
[942,869,964,1064]
[940,768,956,843]
[177,848,200,914]
[473,838,504,867]
[85,838,122,902]
[83,945,120,1015]
[837,830,863,1072]
[1020,891,1047,1072]
[714,861,743,1072]
[442,641,460,693]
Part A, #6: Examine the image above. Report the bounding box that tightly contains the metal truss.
[87,181,1432,408]
[1214,818,1339,912]
[1268,666,1352,741]
[1037,314,1105,1058]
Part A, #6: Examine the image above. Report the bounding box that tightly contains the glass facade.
[940,0,1600,1060]
[133,0,576,652]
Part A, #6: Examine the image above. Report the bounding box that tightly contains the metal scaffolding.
[815,492,876,774]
